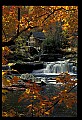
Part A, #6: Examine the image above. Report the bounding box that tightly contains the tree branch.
[42,8,63,23]
[42,7,77,24]
[67,84,77,93]
[38,84,77,115]
[2,25,38,47]
[44,84,77,113]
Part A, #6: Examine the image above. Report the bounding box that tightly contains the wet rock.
[20,73,35,82]
[11,62,44,73]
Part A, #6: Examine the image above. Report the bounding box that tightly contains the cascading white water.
[32,60,77,75]
[32,60,77,85]
[44,60,77,74]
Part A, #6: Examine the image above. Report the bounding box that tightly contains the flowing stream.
[32,60,77,77]
[31,59,77,84]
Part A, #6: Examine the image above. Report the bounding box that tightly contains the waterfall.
[32,60,77,75]
[44,62,54,73]
[53,64,61,73]
[44,60,77,74]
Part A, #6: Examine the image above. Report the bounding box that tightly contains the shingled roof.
[32,32,45,40]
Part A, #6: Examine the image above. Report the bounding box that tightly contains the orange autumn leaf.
[10,76,20,84]
[26,104,32,108]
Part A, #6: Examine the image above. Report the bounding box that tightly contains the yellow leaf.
[8,63,16,66]
[25,88,30,94]
[2,71,7,76]
[52,96,57,100]
[2,89,8,94]
[2,112,8,117]
[2,78,11,86]
[42,103,45,106]
[33,91,34,94]
[2,95,6,103]
[7,80,10,83]
[45,111,50,115]
[64,90,67,92]
[34,95,37,99]
[2,47,5,50]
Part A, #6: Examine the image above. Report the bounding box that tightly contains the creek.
[2,59,77,117]
[32,59,77,75]
[31,59,77,84]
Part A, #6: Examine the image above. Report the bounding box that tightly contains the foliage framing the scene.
[2,6,77,117]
